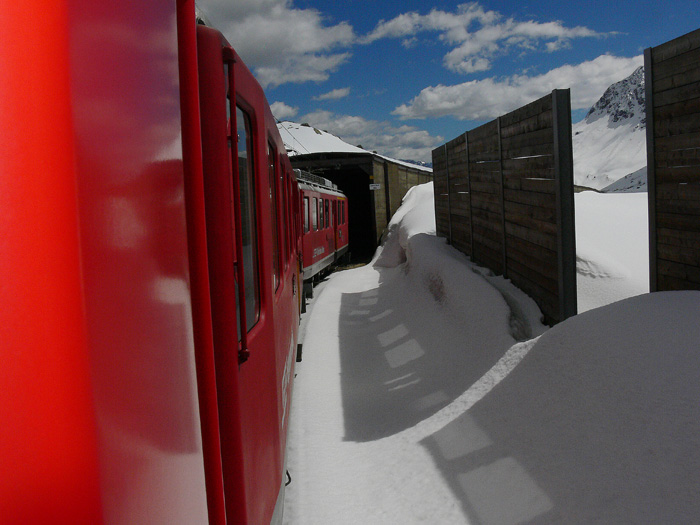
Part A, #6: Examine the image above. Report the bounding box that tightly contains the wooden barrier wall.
[645,28,700,291]
[432,90,576,324]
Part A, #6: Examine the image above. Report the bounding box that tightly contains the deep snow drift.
[284,182,699,524]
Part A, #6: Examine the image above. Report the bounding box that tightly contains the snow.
[572,66,647,190]
[284,182,700,524]
[572,116,646,190]
[277,121,432,173]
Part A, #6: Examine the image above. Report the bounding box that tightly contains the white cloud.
[298,110,443,162]
[314,87,351,101]
[362,3,605,75]
[199,0,354,87]
[270,101,299,120]
[393,54,644,121]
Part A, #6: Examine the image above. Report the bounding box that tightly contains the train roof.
[295,169,346,197]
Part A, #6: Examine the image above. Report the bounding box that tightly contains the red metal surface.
[2,2,300,522]
[0,2,102,522]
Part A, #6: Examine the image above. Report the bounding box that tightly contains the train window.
[325,199,330,229]
[312,197,317,230]
[319,198,324,229]
[342,201,346,224]
[268,142,280,291]
[279,163,288,263]
[236,106,260,332]
[304,197,309,233]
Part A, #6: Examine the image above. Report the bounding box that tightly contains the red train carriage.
[1,2,300,524]
[297,170,350,302]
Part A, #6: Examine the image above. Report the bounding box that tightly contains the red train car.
[298,170,349,301]
[1,2,300,524]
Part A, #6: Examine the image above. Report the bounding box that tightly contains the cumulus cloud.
[362,3,605,75]
[298,110,443,162]
[199,0,354,87]
[270,101,299,120]
[314,87,351,101]
[393,54,643,121]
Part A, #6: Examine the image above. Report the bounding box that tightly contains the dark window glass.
[236,107,260,332]
[268,142,280,290]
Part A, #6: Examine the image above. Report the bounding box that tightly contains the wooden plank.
[468,120,499,142]
[500,111,553,139]
[506,266,559,322]
[656,195,700,216]
[502,155,554,171]
[520,178,557,194]
[505,213,558,236]
[506,245,558,284]
[499,94,553,128]
[504,187,557,208]
[654,48,700,83]
[652,28,700,64]
[655,165,700,184]
[505,200,557,223]
[653,81,700,108]
[654,110,700,137]
[506,234,558,268]
[502,142,554,160]
[655,146,700,168]
[657,242,700,266]
[657,227,700,248]
[500,127,554,152]
[657,258,700,283]
[506,257,558,295]
[657,272,700,291]
[654,97,700,123]
[656,212,700,232]
[655,131,700,152]
[505,221,557,251]
[503,167,555,180]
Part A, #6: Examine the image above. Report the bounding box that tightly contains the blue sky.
[199,0,700,161]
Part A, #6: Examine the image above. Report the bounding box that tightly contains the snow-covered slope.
[573,66,647,190]
[602,165,647,193]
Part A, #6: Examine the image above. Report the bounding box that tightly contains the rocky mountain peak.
[584,66,646,128]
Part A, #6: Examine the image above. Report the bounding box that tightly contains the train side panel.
[0,2,104,522]
[196,26,299,524]
[68,1,210,522]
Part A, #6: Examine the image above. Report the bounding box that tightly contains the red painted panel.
[67,1,208,522]
[0,3,102,522]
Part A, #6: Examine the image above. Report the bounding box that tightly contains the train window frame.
[312,197,318,231]
[267,140,280,291]
[233,102,261,334]
[325,199,330,229]
[319,197,324,230]
[303,196,310,233]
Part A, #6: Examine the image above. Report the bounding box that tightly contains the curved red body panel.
[1,2,300,523]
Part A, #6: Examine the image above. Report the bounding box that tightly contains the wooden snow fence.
[432,90,576,325]
[645,28,700,291]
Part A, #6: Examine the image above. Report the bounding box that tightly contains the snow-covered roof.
[277,121,432,174]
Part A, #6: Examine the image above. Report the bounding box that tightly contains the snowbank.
[285,181,700,524]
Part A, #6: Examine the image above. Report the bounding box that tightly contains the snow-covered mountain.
[573,66,647,191]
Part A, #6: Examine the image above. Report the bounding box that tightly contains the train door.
[196,25,286,525]
[332,199,339,258]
